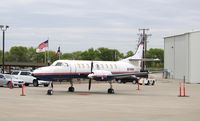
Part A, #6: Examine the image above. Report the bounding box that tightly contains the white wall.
[164,37,175,78]
[189,32,200,83]
[174,34,188,81]
[164,31,200,83]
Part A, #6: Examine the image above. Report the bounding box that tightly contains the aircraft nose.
[32,68,42,76]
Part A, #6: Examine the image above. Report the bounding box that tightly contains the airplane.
[32,41,148,95]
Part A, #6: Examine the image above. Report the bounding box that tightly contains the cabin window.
[114,64,117,69]
[81,64,85,68]
[110,64,113,69]
[86,64,90,68]
[77,63,81,68]
[106,64,109,69]
[101,64,104,69]
[96,64,100,70]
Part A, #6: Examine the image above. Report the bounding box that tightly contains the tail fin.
[120,42,144,66]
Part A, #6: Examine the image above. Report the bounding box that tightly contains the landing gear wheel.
[145,80,150,85]
[47,89,53,95]
[68,86,75,92]
[108,88,114,94]
[152,80,155,85]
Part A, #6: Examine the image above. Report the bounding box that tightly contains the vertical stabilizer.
[120,42,144,67]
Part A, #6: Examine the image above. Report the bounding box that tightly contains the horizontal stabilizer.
[129,58,160,62]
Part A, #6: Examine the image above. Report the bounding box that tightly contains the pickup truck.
[11,70,50,87]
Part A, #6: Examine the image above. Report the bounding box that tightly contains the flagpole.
[59,45,60,60]
[45,49,47,63]
[47,37,50,65]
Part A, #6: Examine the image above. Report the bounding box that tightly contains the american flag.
[36,40,48,53]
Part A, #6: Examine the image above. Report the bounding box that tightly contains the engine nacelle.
[88,70,112,81]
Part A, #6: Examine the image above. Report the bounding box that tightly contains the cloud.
[0,0,200,53]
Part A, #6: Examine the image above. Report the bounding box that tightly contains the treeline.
[0,46,164,68]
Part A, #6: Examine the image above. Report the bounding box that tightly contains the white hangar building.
[164,31,200,83]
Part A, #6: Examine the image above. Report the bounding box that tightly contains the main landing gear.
[47,81,54,95]
[68,80,75,92]
[107,81,114,94]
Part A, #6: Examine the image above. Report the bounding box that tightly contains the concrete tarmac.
[0,79,200,121]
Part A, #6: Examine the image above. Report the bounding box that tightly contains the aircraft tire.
[68,86,75,92]
[108,88,114,94]
[47,89,53,95]
[145,80,150,85]
[152,80,155,85]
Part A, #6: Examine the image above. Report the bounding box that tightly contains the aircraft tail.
[120,42,144,67]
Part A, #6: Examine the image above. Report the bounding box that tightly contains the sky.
[0,0,200,53]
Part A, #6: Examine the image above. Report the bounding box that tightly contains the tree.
[2,45,164,69]
[124,51,134,58]
[145,48,164,68]
[9,46,29,62]
[62,53,74,60]
[27,47,37,62]
[72,51,83,60]
[81,48,98,60]
[96,48,123,61]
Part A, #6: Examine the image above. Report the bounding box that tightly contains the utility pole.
[138,28,151,71]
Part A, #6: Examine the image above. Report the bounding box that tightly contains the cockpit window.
[55,62,63,66]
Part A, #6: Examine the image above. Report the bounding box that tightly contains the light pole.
[0,25,9,74]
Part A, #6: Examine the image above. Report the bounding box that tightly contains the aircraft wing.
[88,70,148,81]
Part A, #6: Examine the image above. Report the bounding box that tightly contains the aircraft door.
[63,63,71,73]
[67,62,76,73]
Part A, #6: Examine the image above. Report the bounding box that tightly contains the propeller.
[88,61,93,90]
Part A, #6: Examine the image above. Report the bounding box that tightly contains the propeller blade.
[88,79,91,90]
[91,61,93,73]
[88,61,93,90]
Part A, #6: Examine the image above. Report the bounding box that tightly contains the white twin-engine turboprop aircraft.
[32,42,148,95]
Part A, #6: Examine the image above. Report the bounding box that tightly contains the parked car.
[11,70,50,87]
[0,74,23,88]
[138,78,156,85]
[116,76,139,84]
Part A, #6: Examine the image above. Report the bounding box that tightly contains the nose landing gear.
[107,81,114,94]
[47,81,54,95]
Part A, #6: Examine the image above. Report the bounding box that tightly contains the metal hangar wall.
[164,31,200,83]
